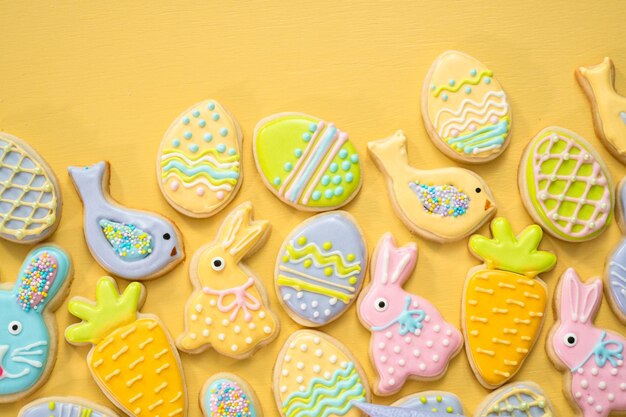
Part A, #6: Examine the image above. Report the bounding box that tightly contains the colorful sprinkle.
[16,251,58,311]
[209,381,253,417]
[409,182,470,217]
[99,219,153,261]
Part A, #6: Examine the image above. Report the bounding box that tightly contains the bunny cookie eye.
[374,297,388,312]
[564,332,577,347]
[211,257,225,271]
[8,321,22,335]
[163,233,171,240]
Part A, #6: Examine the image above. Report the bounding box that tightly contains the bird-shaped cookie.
[368,130,496,242]
[68,161,184,280]
[577,57,626,164]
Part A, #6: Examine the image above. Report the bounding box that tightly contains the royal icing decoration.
[606,179,626,323]
[0,246,71,402]
[68,161,184,280]
[253,113,362,211]
[201,373,260,417]
[519,126,613,242]
[577,57,626,164]
[157,99,242,217]
[18,397,121,417]
[465,217,556,389]
[368,130,496,242]
[65,277,187,417]
[475,382,553,417]
[0,132,61,243]
[358,233,463,396]
[275,211,367,326]
[549,269,626,417]
[177,202,278,358]
[354,391,465,417]
[273,330,369,417]
[422,51,511,162]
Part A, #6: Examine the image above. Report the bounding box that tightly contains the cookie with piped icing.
[201,373,262,417]
[474,382,553,417]
[18,397,120,417]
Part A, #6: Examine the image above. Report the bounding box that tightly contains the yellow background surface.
[1,1,626,415]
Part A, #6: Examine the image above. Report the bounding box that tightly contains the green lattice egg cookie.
[253,113,362,211]
[519,126,614,242]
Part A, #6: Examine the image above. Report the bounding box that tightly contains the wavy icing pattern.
[433,69,493,97]
[285,242,361,278]
[435,91,508,137]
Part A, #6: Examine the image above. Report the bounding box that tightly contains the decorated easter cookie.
[201,373,262,417]
[69,161,184,280]
[18,396,121,417]
[464,217,556,389]
[357,233,463,396]
[157,99,243,217]
[275,211,367,327]
[253,113,362,211]
[577,57,626,164]
[369,130,496,242]
[353,391,464,416]
[273,329,370,417]
[605,178,626,324]
[422,51,511,163]
[518,126,614,242]
[0,132,62,243]
[547,268,626,417]
[474,382,554,417]
[0,245,72,403]
[65,276,187,417]
[177,202,279,358]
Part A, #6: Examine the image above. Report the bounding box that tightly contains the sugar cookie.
[253,112,362,211]
[354,391,464,416]
[547,268,626,417]
[0,245,72,403]
[606,178,626,324]
[177,202,279,358]
[369,130,496,242]
[200,372,262,417]
[464,217,556,389]
[518,126,614,242]
[68,161,184,280]
[18,396,120,417]
[474,382,554,417]
[422,51,511,163]
[275,211,367,327]
[0,132,62,243]
[65,276,187,417]
[357,233,463,396]
[576,57,626,164]
[157,99,243,217]
[273,329,370,417]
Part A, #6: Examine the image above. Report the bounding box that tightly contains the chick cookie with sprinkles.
[200,373,262,417]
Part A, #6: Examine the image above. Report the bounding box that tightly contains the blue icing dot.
[273,177,281,186]
[332,175,342,185]
[284,162,293,172]
[203,133,213,142]
[192,109,200,118]
[183,131,192,139]
[172,138,181,147]
[339,149,348,159]
[449,79,455,86]
[442,93,448,101]
[341,161,351,171]
[345,172,354,183]
[188,143,199,153]
[350,154,359,163]
[430,84,436,91]
[228,148,237,156]
[212,113,220,121]
[334,186,344,196]
[302,132,312,142]
[312,190,321,201]
[329,162,338,173]
[309,123,317,133]
[324,189,333,199]
[216,143,226,153]
[484,77,492,84]
[294,148,303,158]
[470,68,477,76]
[465,86,472,94]
[182,116,190,125]
[199,119,206,128]
[321,175,331,186]
[207,102,215,110]
[219,127,228,137]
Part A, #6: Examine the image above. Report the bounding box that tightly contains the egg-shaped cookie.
[157,99,242,217]
[201,373,262,417]
[519,126,614,242]
[0,132,62,243]
[253,113,362,211]
[275,211,367,327]
[273,330,369,417]
[474,382,554,417]
[422,51,512,163]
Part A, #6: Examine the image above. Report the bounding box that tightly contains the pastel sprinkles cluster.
[99,219,153,260]
[409,181,470,217]
[16,251,57,311]
[210,380,253,417]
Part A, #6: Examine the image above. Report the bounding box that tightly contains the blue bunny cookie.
[0,245,72,403]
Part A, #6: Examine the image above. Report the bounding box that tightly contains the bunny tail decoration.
[548,268,626,417]
[177,202,279,359]
[605,178,626,324]
[0,245,72,403]
[357,233,463,396]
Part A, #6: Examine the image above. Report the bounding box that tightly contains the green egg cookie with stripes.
[253,113,362,211]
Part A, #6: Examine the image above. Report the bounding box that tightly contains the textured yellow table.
[1,1,626,416]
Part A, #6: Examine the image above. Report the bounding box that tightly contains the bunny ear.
[372,233,417,286]
[579,277,603,324]
[559,268,602,324]
[13,246,71,313]
[217,202,269,260]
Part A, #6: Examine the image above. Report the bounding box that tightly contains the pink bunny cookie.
[548,268,626,417]
[357,233,463,396]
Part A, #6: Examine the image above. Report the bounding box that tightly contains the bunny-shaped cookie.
[177,202,279,359]
[548,268,626,417]
[357,233,463,396]
[0,245,72,403]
